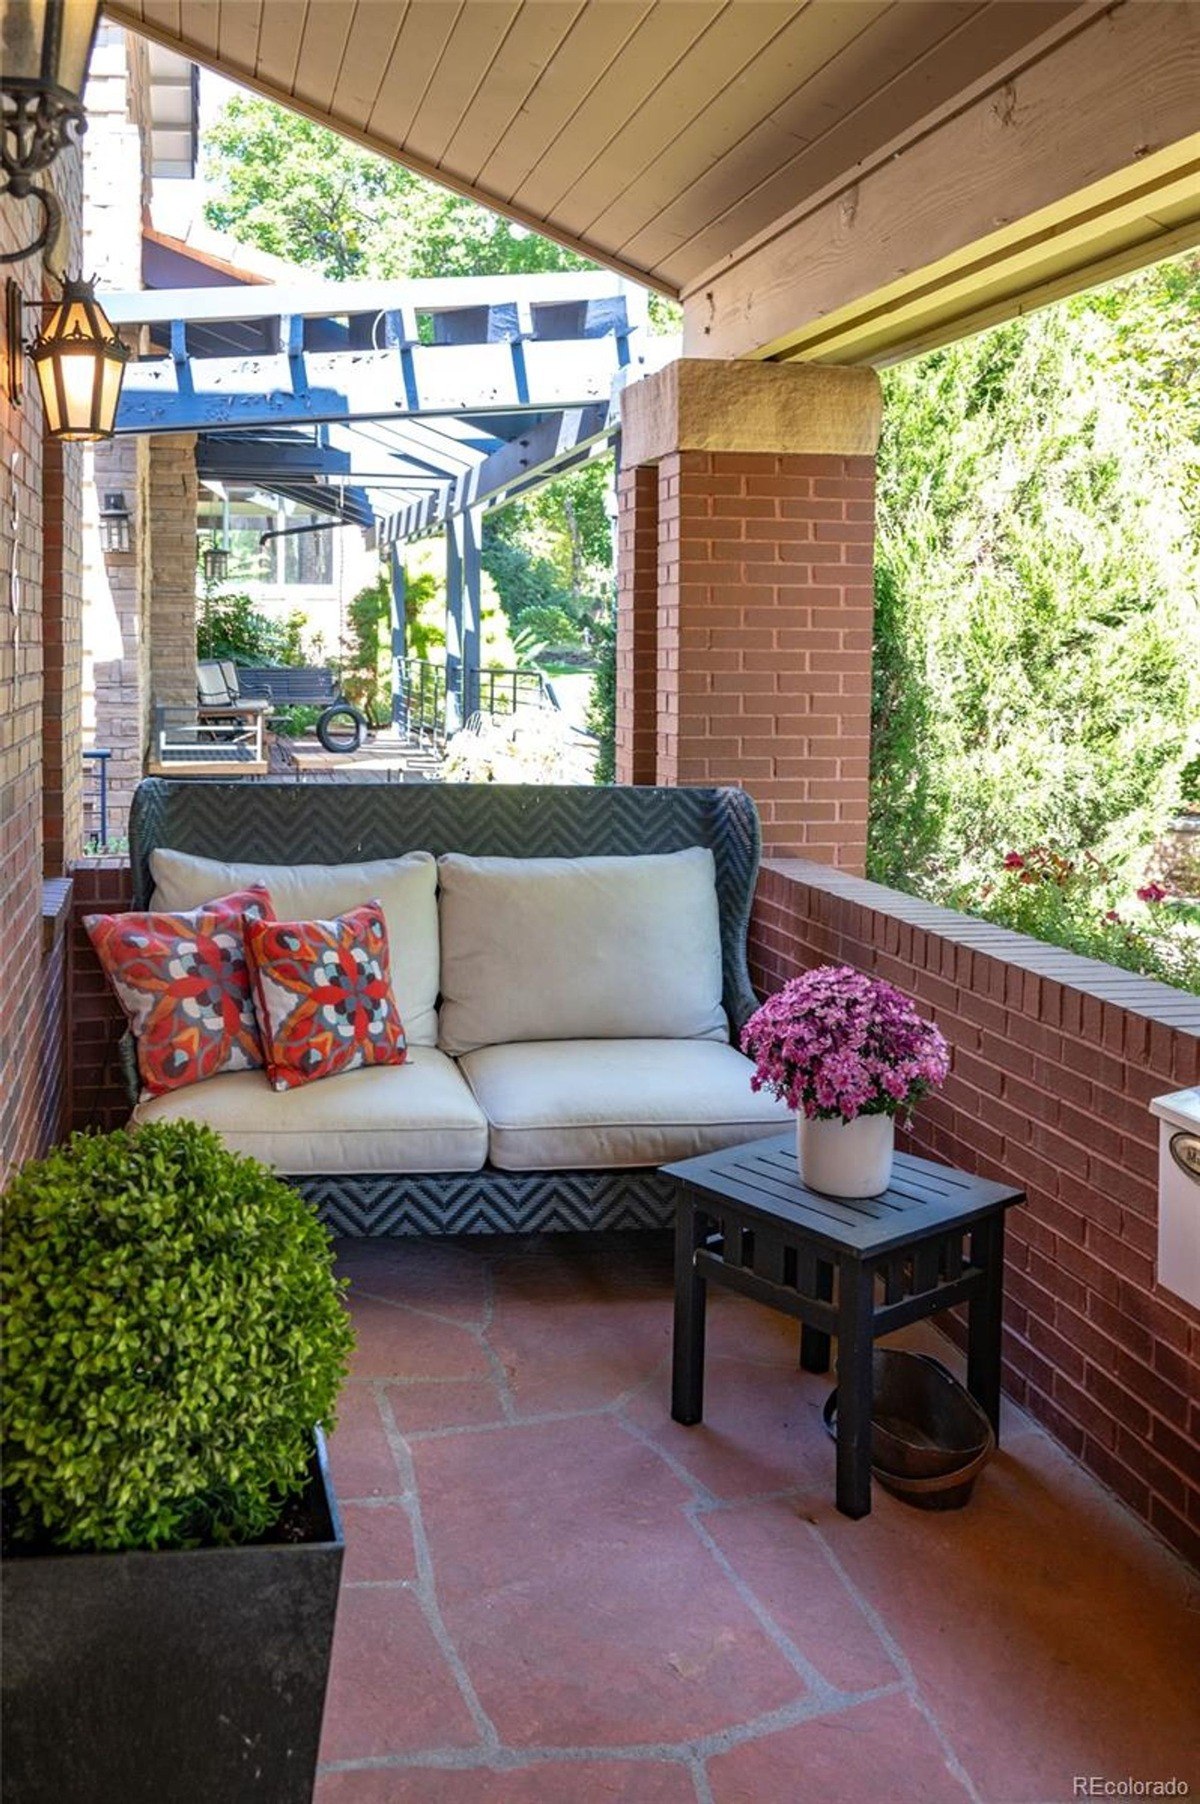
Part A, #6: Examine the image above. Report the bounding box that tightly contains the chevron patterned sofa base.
[127,779,766,1236]
[295,1169,679,1237]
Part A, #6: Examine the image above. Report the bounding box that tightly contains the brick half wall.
[750,859,1200,1568]
[68,857,135,1137]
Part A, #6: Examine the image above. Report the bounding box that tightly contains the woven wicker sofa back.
[128,779,762,1033]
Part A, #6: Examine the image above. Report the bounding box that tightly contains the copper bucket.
[823,1349,995,1510]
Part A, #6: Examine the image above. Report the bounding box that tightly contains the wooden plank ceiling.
[103,0,1082,300]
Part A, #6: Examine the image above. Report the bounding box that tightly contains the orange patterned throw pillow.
[84,887,275,1097]
[245,902,407,1091]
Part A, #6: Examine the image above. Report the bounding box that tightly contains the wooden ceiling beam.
[682,1,1200,365]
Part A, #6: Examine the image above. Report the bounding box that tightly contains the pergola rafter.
[108,274,674,731]
[109,274,665,538]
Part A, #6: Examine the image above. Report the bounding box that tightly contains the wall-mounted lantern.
[202,540,230,584]
[99,490,131,554]
[1,0,102,265]
[3,271,129,440]
[28,275,129,440]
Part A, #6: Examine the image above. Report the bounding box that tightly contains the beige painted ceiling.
[103,0,1081,299]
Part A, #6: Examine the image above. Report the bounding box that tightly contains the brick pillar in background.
[615,463,658,785]
[84,434,151,845]
[148,434,199,708]
[41,433,85,872]
[617,359,881,867]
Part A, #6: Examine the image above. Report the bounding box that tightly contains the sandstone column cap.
[619,357,881,467]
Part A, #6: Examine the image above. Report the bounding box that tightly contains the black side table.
[662,1132,1024,1518]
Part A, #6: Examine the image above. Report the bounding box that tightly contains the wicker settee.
[123,779,788,1235]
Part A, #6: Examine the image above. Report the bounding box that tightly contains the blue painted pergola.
[107,274,670,726]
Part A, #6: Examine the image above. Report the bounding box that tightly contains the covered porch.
[2,3,1198,1799]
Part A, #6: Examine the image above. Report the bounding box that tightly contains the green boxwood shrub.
[2,1122,354,1553]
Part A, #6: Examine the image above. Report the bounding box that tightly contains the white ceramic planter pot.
[796,1112,895,1199]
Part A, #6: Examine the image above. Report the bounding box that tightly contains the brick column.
[617,359,880,868]
[84,435,151,845]
[41,434,85,872]
[615,463,658,785]
[148,434,199,708]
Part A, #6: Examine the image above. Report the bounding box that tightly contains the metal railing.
[479,666,555,720]
[397,660,450,750]
[397,660,555,752]
[82,748,111,850]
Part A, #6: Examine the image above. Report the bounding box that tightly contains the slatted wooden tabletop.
[662,1133,1023,1259]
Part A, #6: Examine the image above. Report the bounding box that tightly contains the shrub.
[870,259,1200,898]
[951,845,1200,994]
[2,1121,353,1553]
[196,590,311,668]
[512,604,582,650]
[270,703,323,740]
[586,609,616,784]
[440,712,595,785]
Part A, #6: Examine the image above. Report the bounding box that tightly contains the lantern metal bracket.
[0,86,87,263]
[0,0,101,266]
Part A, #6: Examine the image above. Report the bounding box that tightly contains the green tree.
[204,97,621,657]
[204,97,593,282]
[482,458,613,635]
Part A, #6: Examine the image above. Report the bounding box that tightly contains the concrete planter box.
[1,1432,342,1804]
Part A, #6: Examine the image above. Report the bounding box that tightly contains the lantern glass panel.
[1,2,101,92]
[54,0,102,94]
[30,281,128,440]
[1,2,45,80]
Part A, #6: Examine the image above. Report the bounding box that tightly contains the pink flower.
[1002,852,1025,870]
[1136,882,1167,905]
[741,964,949,1125]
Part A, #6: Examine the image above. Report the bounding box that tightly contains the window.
[198,489,336,590]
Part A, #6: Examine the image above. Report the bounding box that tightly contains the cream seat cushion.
[149,847,440,1046]
[132,1046,487,1174]
[459,1039,792,1171]
[438,848,727,1056]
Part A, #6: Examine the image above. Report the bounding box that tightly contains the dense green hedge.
[869,255,1200,989]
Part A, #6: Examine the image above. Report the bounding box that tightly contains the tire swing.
[316,702,368,754]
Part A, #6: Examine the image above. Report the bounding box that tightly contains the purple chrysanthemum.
[741,964,949,1123]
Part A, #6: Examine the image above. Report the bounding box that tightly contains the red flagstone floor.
[317,1233,1200,1804]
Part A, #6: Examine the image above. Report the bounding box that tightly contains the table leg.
[800,1259,833,1374]
[671,1194,708,1426]
[834,1256,876,1519]
[967,1210,1006,1444]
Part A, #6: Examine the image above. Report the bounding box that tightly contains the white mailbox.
[1150,1088,1200,1311]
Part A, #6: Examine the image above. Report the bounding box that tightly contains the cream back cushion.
[149,848,440,1045]
[437,848,727,1055]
